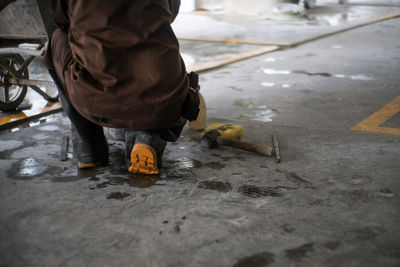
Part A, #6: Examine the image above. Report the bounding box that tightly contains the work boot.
[125,131,167,174]
[156,117,187,142]
[71,123,109,169]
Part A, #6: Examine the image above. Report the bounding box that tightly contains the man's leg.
[48,29,108,168]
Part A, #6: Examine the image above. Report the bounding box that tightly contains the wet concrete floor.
[1,1,400,266]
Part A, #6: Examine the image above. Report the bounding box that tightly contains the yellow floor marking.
[0,112,27,125]
[187,45,279,73]
[369,12,400,23]
[351,96,400,135]
[178,36,292,47]
[180,12,400,48]
[0,101,62,130]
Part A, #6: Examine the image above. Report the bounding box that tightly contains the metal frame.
[0,0,58,111]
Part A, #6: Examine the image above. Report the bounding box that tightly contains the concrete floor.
[1,1,399,267]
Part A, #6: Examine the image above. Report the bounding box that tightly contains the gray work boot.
[125,131,167,174]
[71,124,109,169]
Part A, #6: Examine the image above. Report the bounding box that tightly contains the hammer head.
[200,130,220,149]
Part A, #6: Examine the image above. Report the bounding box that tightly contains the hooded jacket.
[49,0,189,130]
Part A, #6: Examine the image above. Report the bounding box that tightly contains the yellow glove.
[202,123,243,139]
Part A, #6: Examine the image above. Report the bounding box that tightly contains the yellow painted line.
[369,12,400,23]
[293,11,400,46]
[0,101,62,130]
[351,96,400,135]
[187,45,279,73]
[0,112,28,125]
[180,11,400,48]
[178,36,292,47]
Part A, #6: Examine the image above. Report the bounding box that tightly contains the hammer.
[201,130,281,163]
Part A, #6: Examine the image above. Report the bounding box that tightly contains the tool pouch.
[181,71,200,121]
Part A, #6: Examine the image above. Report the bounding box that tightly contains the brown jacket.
[50,0,189,130]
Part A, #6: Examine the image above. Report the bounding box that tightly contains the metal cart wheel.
[0,54,29,111]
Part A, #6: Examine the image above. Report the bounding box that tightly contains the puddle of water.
[165,157,225,171]
[17,157,49,177]
[253,107,276,122]
[174,157,195,170]
[96,176,129,188]
[282,84,291,88]
[51,166,99,182]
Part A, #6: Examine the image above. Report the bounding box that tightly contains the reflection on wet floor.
[36,142,233,189]
[234,99,277,122]
[17,157,49,177]
[164,157,226,171]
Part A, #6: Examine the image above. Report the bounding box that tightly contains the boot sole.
[78,161,99,169]
[128,144,160,174]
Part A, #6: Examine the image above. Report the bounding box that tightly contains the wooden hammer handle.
[217,137,274,157]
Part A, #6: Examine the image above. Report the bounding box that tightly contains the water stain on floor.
[198,180,232,193]
[293,70,332,77]
[238,184,283,198]
[282,223,296,233]
[275,169,313,186]
[350,226,386,241]
[106,192,131,200]
[331,189,371,204]
[192,159,225,170]
[232,251,274,267]
[96,176,129,189]
[128,174,161,188]
[285,243,314,261]
[324,240,341,250]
